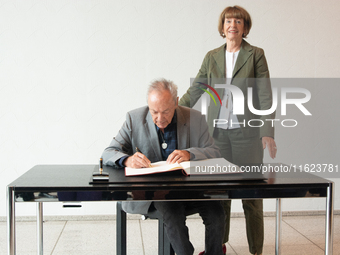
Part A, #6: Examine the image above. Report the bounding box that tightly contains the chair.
[116,201,175,255]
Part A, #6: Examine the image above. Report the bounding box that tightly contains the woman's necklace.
[160,131,167,149]
[225,51,236,109]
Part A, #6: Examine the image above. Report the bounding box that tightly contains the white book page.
[125,161,183,176]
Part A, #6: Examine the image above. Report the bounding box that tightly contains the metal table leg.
[117,202,127,255]
[7,186,15,255]
[325,183,334,255]
[37,202,43,255]
[275,198,282,255]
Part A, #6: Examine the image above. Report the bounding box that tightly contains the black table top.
[8,164,332,195]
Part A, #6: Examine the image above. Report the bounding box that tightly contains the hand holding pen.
[124,147,152,168]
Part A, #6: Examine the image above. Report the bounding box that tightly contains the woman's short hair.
[147,78,178,103]
[218,5,252,38]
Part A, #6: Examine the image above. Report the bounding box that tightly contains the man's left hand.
[166,150,190,164]
[262,137,277,159]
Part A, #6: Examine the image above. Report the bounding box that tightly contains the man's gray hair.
[147,78,178,103]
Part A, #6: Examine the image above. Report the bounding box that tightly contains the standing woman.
[179,6,277,255]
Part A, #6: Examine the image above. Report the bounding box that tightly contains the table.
[7,164,334,255]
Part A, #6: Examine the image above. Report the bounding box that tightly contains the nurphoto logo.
[198,82,312,128]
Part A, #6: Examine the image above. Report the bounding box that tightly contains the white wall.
[1,0,339,217]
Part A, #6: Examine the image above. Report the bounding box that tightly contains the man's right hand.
[124,152,151,168]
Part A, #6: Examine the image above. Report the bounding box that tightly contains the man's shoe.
[198,243,226,255]
[223,244,226,254]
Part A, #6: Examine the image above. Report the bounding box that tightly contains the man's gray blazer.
[102,105,221,214]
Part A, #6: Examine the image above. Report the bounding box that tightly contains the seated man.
[102,78,225,255]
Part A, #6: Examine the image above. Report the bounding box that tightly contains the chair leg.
[158,218,175,255]
[116,202,127,255]
[165,233,175,255]
[170,242,175,255]
[158,217,165,255]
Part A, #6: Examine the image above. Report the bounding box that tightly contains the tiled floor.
[0,215,339,255]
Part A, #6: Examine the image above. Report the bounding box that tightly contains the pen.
[135,147,152,168]
[99,158,103,174]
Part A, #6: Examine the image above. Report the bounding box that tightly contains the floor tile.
[228,216,323,254]
[248,244,325,255]
[227,217,309,247]
[283,215,326,235]
[2,221,65,255]
[50,220,144,254]
[225,243,237,255]
[333,243,340,255]
[1,215,338,255]
[265,217,312,245]
[280,244,324,255]
[139,219,158,252]
[283,215,340,251]
[51,221,116,254]
[0,222,9,254]
[284,215,340,233]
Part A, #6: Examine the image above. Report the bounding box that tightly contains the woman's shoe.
[198,243,226,255]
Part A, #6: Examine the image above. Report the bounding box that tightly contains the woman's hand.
[262,137,277,159]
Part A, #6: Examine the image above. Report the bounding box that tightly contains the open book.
[125,158,240,177]
[125,161,191,177]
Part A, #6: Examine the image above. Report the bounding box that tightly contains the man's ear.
[175,97,179,107]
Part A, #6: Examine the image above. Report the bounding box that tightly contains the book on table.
[124,158,240,177]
